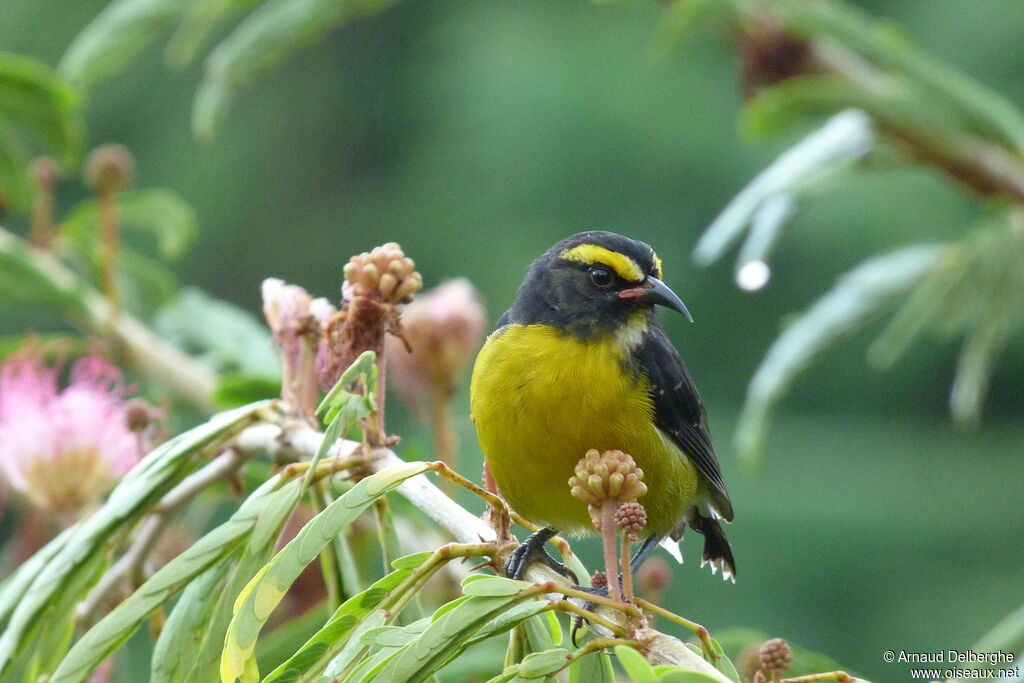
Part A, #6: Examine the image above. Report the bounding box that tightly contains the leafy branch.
[682,0,1024,461]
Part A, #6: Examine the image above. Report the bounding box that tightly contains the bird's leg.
[504,526,577,582]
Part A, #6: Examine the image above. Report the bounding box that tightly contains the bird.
[469,231,735,583]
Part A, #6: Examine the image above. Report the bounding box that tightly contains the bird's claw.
[503,527,577,582]
[568,584,609,646]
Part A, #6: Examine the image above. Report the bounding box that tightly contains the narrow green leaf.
[165,0,251,68]
[0,122,29,209]
[221,462,430,682]
[0,52,81,162]
[180,478,306,681]
[392,551,433,570]
[0,227,91,316]
[523,613,556,653]
[656,670,726,683]
[568,650,614,683]
[262,559,427,682]
[0,523,75,628]
[369,590,546,683]
[461,576,532,597]
[154,287,279,376]
[779,0,1024,153]
[0,401,267,678]
[615,645,656,683]
[192,0,396,138]
[463,601,550,651]
[59,0,189,86]
[736,246,943,464]
[518,648,570,678]
[151,551,238,683]
[51,474,301,683]
[59,188,197,261]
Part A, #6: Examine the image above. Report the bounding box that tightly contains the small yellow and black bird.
[470,231,735,582]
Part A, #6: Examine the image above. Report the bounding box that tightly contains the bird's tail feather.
[690,514,736,582]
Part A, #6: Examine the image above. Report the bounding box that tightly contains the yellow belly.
[470,324,697,536]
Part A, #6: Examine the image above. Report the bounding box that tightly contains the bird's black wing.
[631,322,733,521]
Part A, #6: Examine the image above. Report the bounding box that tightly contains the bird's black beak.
[619,277,693,322]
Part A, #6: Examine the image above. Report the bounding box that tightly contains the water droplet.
[737,261,770,291]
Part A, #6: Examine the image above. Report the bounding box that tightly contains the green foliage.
[60,0,399,139]
[59,0,190,87]
[51,475,301,683]
[0,227,91,317]
[220,461,431,681]
[59,188,197,262]
[0,401,268,679]
[0,52,81,208]
[55,188,197,312]
[154,286,279,376]
[734,244,945,463]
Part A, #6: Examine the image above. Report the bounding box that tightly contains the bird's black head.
[510,231,691,337]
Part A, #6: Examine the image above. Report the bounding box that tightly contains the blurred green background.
[2,1,1023,680]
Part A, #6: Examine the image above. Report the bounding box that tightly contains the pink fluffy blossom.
[0,352,145,515]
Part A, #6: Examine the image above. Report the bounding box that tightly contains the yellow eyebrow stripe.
[559,244,644,282]
[652,252,663,279]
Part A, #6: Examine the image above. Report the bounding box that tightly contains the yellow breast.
[470,324,696,535]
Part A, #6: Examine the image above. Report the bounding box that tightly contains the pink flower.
[386,278,487,406]
[0,352,145,516]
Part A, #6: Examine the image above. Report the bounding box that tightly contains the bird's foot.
[504,527,577,582]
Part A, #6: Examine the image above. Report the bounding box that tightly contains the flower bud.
[614,501,647,539]
[758,638,792,679]
[30,157,61,189]
[343,242,422,304]
[84,144,134,194]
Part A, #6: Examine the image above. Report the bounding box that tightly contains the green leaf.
[215,373,283,409]
[518,648,570,678]
[51,473,301,683]
[262,557,428,682]
[0,226,91,316]
[165,0,252,69]
[0,122,29,209]
[461,577,533,598]
[615,645,656,683]
[392,551,433,570]
[179,478,305,682]
[778,0,1024,153]
[316,349,377,425]
[0,52,81,163]
[522,613,556,653]
[59,188,197,261]
[154,286,280,376]
[368,590,546,683]
[656,670,725,683]
[736,245,944,465]
[59,0,190,86]
[0,401,267,678]
[151,551,238,683]
[192,0,395,139]
[0,523,75,629]
[568,650,614,683]
[462,601,550,651]
[221,462,431,682]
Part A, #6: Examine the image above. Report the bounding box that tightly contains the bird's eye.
[590,267,613,288]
